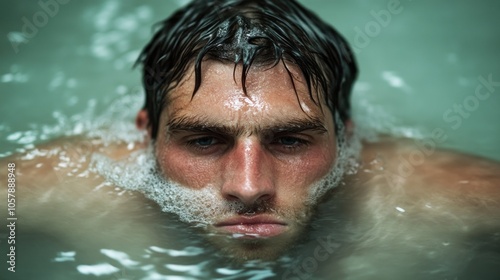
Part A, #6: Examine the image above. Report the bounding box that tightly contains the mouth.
[214,215,288,238]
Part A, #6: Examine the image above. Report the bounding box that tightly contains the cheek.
[155,143,218,189]
[275,146,336,200]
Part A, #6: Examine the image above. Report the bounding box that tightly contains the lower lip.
[219,224,287,238]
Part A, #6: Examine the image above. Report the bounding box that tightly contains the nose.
[221,138,275,206]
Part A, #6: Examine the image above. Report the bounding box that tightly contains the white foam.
[91,147,243,225]
[90,120,361,227]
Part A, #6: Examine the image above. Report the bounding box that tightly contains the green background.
[1,0,499,160]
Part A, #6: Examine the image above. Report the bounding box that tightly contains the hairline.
[160,57,328,122]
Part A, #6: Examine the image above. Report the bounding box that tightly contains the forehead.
[164,60,330,127]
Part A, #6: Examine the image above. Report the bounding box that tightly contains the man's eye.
[187,137,219,148]
[184,136,230,155]
[272,136,309,152]
[278,136,302,146]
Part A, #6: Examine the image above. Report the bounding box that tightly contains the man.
[130,0,357,260]
[1,0,499,278]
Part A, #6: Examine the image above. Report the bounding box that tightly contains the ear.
[136,109,152,138]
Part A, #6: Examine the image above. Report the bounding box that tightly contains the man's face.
[153,60,337,259]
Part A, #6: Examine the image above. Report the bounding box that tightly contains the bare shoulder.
[325,137,500,280]
[353,136,500,230]
[360,136,500,190]
[1,136,145,188]
[0,135,148,205]
[0,137,161,249]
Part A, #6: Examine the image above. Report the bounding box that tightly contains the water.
[1,0,500,279]
[1,0,500,159]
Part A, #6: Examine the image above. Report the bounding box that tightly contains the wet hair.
[136,0,357,139]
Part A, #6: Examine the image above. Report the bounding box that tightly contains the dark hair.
[136,0,357,139]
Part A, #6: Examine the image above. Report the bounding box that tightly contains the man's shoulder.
[355,136,500,213]
[0,136,146,206]
[360,136,500,185]
[0,138,158,246]
[1,136,145,178]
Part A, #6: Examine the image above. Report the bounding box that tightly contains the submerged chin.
[223,240,291,261]
[204,223,307,261]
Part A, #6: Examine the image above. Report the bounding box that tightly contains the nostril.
[254,194,273,205]
[225,194,240,201]
[224,190,274,205]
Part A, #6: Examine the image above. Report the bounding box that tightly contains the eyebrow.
[165,116,328,137]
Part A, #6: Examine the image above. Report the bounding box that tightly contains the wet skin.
[1,62,500,271]
[139,60,338,259]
